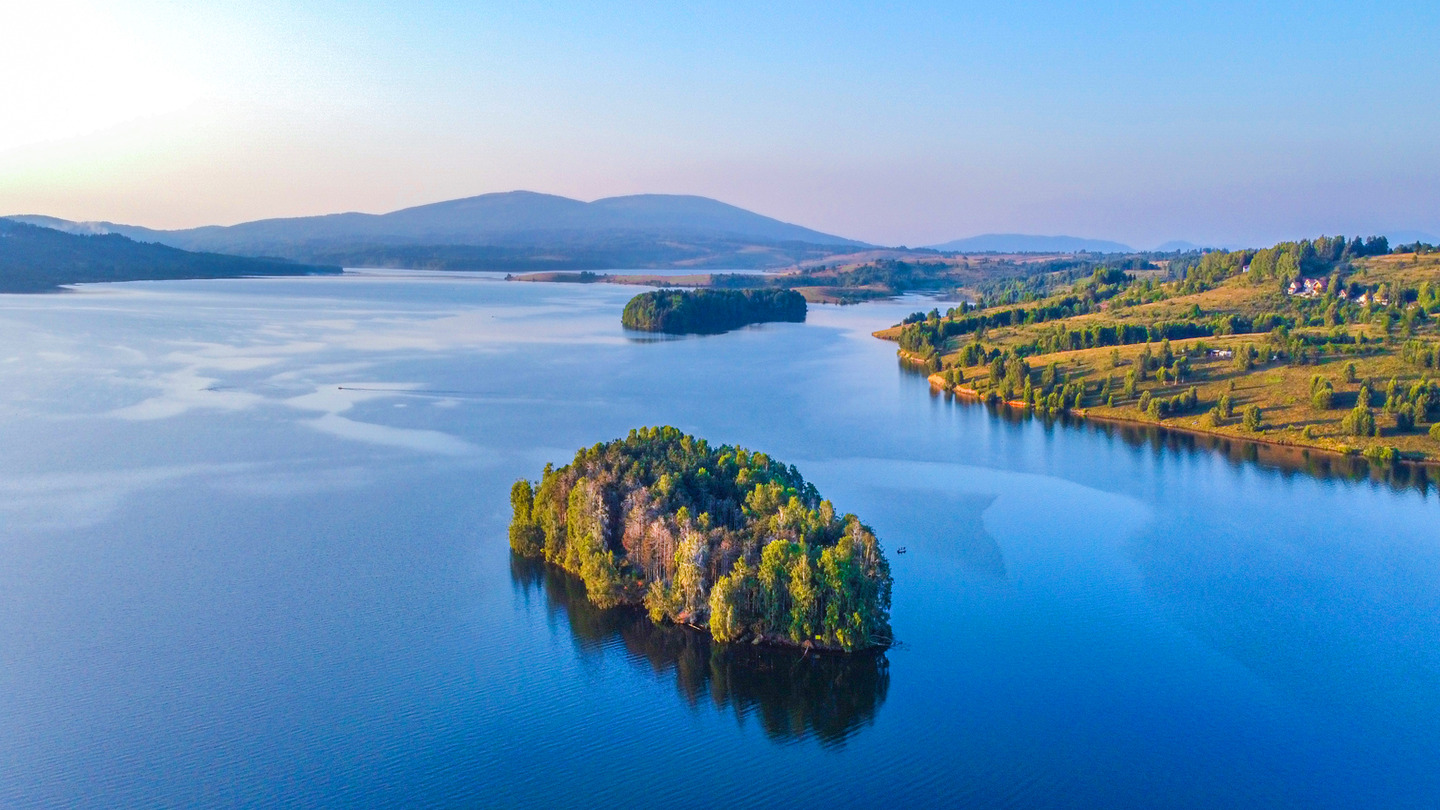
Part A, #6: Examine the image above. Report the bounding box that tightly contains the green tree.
[1242,404,1263,432]
[508,479,543,556]
[787,549,818,643]
[708,558,754,643]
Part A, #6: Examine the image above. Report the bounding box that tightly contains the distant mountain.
[0,219,339,293]
[1153,240,1209,252]
[927,233,1134,254]
[10,192,871,271]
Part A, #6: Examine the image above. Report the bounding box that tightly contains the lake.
[2,271,1437,808]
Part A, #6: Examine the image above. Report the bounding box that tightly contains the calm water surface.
[1,271,1436,808]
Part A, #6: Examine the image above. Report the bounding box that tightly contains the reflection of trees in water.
[929,385,1438,498]
[511,554,889,747]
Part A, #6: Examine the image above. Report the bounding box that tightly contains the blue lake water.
[1,271,1436,808]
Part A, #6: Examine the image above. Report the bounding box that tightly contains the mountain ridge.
[9,192,870,271]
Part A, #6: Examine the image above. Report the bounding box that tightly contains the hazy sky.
[3,0,1437,248]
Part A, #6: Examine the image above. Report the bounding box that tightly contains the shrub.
[1363,445,1397,466]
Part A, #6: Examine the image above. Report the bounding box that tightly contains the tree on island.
[621,288,806,334]
[508,427,893,652]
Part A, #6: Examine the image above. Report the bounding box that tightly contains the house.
[1207,348,1234,359]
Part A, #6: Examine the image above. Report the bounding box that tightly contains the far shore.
[508,270,892,304]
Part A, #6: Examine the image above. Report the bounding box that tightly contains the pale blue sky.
[3,0,1436,247]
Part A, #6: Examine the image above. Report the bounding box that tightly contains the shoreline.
[921,370,1440,472]
[516,555,889,655]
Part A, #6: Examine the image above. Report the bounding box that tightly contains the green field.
[879,245,1440,464]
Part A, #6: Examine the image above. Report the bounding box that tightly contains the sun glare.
[0,2,204,152]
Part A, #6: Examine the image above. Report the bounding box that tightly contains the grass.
[883,252,1440,463]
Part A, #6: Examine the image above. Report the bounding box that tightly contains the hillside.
[881,238,1440,464]
[0,219,340,293]
[10,192,870,271]
[514,252,1161,304]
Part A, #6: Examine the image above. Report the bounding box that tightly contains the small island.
[508,427,893,652]
[621,288,806,334]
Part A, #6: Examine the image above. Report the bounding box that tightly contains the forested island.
[878,237,1440,465]
[508,427,893,652]
[0,219,340,292]
[621,288,806,334]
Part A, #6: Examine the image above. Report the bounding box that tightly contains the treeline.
[621,288,806,334]
[901,310,1274,362]
[973,258,1153,307]
[508,427,893,652]
[1176,235,1392,293]
[898,294,1096,357]
[792,259,957,293]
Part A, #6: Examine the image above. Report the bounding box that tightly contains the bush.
[1431,423,1440,442]
[1363,445,1397,466]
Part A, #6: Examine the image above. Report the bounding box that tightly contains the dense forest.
[508,427,893,652]
[621,288,806,334]
[0,219,339,292]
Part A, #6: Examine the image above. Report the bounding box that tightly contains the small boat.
[896,546,907,554]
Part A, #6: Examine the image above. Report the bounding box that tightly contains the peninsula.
[878,237,1440,465]
[0,219,340,293]
[621,288,806,334]
[508,427,893,652]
